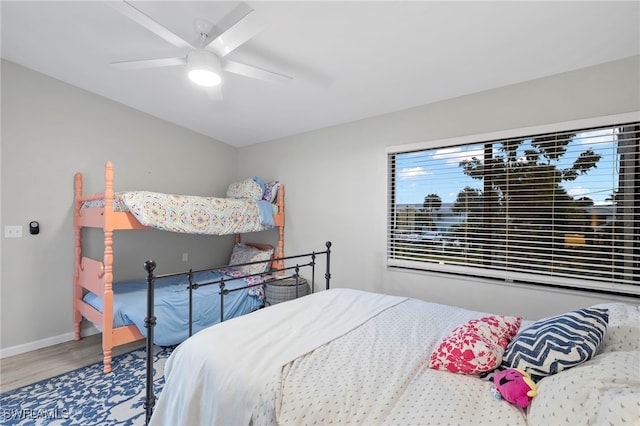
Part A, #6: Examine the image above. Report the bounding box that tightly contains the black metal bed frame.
[142,241,332,425]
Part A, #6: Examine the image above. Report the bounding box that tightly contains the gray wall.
[237,55,640,319]
[2,56,639,355]
[0,60,240,352]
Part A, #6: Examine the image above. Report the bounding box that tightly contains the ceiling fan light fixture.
[187,50,221,87]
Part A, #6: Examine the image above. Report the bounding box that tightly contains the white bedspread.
[149,288,406,426]
[150,290,639,426]
[253,296,527,425]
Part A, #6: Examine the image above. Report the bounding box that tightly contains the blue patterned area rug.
[0,346,173,425]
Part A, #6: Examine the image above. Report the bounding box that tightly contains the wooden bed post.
[102,161,115,373]
[73,172,83,341]
[274,185,285,272]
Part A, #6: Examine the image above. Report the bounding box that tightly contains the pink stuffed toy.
[492,368,537,408]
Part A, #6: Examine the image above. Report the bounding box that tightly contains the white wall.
[2,55,638,355]
[0,60,240,352]
[237,55,640,320]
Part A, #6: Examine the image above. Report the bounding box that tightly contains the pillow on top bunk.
[429,315,522,375]
[501,308,608,382]
[262,181,280,203]
[226,177,264,201]
[229,243,274,275]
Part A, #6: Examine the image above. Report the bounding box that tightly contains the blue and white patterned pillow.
[501,308,608,382]
[262,181,280,203]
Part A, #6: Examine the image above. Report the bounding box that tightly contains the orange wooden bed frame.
[73,161,284,373]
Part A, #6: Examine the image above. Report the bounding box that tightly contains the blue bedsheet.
[83,270,263,346]
[256,199,276,228]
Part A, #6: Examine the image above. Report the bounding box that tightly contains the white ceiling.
[2,1,639,147]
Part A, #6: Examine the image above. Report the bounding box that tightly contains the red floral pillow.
[429,315,522,374]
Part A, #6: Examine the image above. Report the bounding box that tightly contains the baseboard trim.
[0,326,100,359]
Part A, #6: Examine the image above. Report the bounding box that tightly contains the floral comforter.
[85,191,275,234]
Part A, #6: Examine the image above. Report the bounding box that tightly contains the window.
[387,117,639,296]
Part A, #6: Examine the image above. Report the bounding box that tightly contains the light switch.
[4,225,23,238]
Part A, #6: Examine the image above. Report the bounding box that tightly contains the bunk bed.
[73,161,284,373]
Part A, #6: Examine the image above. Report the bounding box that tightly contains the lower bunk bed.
[77,242,276,372]
[146,275,640,425]
[81,242,274,346]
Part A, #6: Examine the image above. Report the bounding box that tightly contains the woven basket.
[265,277,309,305]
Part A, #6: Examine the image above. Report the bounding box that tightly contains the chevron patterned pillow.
[501,308,609,382]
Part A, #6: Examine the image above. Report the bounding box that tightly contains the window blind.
[387,120,639,296]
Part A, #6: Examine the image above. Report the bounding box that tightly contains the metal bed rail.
[143,241,332,425]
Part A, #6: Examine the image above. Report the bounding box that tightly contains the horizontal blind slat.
[388,121,640,293]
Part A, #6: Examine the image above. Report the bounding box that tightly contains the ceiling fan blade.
[205,3,265,57]
[222,60,292,84]
[110,1,193,49]
[111,57,186,70]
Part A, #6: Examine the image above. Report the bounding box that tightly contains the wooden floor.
[0,334,144,393]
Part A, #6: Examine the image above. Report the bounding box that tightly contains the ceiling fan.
[109,1,291,90]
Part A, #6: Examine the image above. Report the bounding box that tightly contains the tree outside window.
[388,122,639,295]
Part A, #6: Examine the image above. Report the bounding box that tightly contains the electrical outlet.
[4,225,23,238]
[182,252,189,262]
